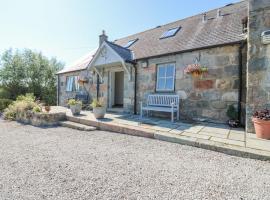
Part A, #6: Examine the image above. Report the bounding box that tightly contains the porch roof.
[88,41,134,80]
[56,49,97,75]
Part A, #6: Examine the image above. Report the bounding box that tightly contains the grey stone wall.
[136,44,244,123]
[246,0,270,132]
[58,70,96,106]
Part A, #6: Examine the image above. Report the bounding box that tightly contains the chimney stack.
[99,30,108,46]
[202,13,207,22]
[217,9,222,18]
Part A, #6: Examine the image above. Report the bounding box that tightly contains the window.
[123,39,138,48]
[66,76,81,92]
[160,27,181,39]
[156,63,175,91]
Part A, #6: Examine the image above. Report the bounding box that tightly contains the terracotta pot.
[44,106,51,113]
[93,107,106,119]
[70,104,82,115]
[252,117,270,139]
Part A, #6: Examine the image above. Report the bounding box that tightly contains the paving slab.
[181,132,211,140]
[201,126,230,135]
[198,131,228,139]
[228,132,245,141]
[169,129,183,135]
[210,137,245,147]
[177,125,204,133]
[246,137,270,152]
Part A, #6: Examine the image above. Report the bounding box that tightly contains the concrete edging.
[67,116,270,161]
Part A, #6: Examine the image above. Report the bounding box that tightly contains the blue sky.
[0,0,239,66]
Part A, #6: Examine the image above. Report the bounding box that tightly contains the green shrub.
[90,98,104,108]
[3,93,38,120]
[32,106,42,113]
[68,99,82,106]
[16,93,35,102]
[0,88,11,99]
[0,99,13,111]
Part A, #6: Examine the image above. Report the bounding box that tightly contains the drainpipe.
[96,74,100,100]
[57,74,60,106]
[238,41,246,125]
[134,64,137,114]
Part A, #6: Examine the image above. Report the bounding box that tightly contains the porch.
[53,106,270,160]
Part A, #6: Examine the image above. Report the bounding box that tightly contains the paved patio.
[53,107,270,160]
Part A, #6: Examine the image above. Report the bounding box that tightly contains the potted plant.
[68,99,82,115]
[226,104,240,128]
[184,64,208,78]
[252,109,270,139]
[91,98,105,119]
[44,105,51,113]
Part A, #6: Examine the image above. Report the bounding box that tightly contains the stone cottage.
[56,0,270,133]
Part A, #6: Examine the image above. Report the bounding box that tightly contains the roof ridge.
[106,40,131,52]
[114,0,247,41]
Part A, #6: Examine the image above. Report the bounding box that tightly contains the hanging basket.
[78,71,89,84]
[184,64,208,79]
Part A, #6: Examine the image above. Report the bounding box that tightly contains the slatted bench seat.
[140,94,180,122]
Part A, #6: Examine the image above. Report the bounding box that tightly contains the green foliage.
[0,87,11,99]
[68,99,82,106]
[16,93,35,102]
[0,48,64,105]
[0,99,13,111]
[226,104,238,120]
[90,98,104,108]
[3,93,39,120]
[32,106,42,113]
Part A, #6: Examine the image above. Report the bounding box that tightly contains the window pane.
[166,65,175,77]
[165,78,174,90]
[66,77,71,91]
[157,78,165,90]
[158,66,166,77]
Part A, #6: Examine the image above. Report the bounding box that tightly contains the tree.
[0,49,64,105]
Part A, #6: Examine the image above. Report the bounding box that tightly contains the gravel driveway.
[0,120,270,200]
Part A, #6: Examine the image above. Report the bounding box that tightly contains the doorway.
[114,71,124,107]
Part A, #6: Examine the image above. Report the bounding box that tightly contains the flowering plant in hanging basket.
[78,76,88,85]
[184,64,208,78]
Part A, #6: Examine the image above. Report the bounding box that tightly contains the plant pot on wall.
[68,99,82,116]
[90,98,106,119]
[93,107,106,119]
[70,104,82,115]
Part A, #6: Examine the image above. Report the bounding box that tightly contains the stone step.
[60,121,97,131]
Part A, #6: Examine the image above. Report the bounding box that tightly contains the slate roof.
[114,1,248,60]
[106,41,133,62]
[56,49,97,74]
[57,1,248,74]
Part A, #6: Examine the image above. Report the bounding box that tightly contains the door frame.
[108,68,124,108]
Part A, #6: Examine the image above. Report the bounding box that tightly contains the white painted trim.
[88,41,124,69]
[156,63,176,92]
[87,41,132,81]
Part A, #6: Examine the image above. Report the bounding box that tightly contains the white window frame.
[66,76,81,92]
[156,63,176,92]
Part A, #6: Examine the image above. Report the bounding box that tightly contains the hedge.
[0,99,13,112]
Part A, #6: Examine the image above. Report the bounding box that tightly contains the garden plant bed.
[16,110,66,127]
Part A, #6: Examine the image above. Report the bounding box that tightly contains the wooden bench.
[140,94,180,122]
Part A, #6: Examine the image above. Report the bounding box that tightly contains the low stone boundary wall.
[16,111,66,127]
